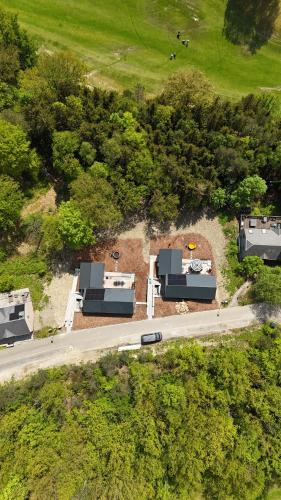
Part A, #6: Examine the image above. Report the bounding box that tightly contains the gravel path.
[229,280,251,307]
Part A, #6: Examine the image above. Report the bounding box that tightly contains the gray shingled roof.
[164,274,216,300]
[83,289,135,315]
[239,228,281,260]
[158,249,182,276]
[80,262,105,290]
[0,319,31,343]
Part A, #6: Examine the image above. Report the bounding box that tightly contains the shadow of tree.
[250,302,280,322]
[223,0,279,53]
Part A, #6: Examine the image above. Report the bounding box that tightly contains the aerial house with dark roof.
[79,262,136,316]
[157,249,183,276]
[0,288,34,345]
[156,249,216,301]
[239,215,281,261]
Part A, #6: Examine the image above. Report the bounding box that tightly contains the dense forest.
[0,325,280,499]
[0,6,281,261]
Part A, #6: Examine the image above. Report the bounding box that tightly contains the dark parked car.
[141,332,162,345]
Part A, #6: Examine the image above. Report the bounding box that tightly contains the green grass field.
[1,0,281,97]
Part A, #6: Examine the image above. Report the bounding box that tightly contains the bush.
[240,256,264,279]
[34,326,58,339]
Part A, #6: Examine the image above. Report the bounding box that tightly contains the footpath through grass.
[1,0,281,96]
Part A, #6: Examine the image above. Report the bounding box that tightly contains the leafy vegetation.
[252,266,281,307]
[0,255,48,308]
[0,325,281,498]
[34,326,58,339]
[221,220,244,295]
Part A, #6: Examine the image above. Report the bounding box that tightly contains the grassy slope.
[1,0,281,97]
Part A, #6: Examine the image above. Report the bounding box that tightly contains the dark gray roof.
[0,318,31,343]
[158,249,182,276]
[164,274,216,300]
[239,228,281,260]
[0,304,25,324]
[80,262,105,290]
[83,289,135,315]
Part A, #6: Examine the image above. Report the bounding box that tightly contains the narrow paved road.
[0,304,277,383]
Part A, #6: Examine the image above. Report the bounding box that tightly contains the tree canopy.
[252,266,281,306]
[0,175,23,233]
[0,119,39,180]
[0,327,280,498]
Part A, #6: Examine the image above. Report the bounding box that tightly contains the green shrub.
[34,326,58,339]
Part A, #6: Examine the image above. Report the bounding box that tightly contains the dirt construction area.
[150,232,218,316]
[73,239,148,330]
[73,214,227,330]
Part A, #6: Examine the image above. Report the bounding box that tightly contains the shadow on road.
[250,302,280,322]
[223,0,279,53]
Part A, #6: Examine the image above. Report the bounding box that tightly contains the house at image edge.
[79,262,136,316]
[0,288,34,345]
[157,249,217,301]
[239,215,281,261]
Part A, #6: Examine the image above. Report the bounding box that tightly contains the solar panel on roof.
[168,274,187,285]
[85,289,105,301]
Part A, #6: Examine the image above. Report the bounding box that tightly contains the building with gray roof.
[80,262,136,316]
[0,289,34,344]
[239,216,281,261]
[157,248,217,301]
[79,262,105,291]
[157,249,182,276]
[83,288,135,315]
[164,274,217,300]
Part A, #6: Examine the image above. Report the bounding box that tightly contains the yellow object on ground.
[188,242,197,250]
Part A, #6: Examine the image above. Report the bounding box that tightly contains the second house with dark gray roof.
[157,248,216,301]
[79,262,136,316]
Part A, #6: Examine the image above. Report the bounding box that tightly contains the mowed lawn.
[1,0,281,97]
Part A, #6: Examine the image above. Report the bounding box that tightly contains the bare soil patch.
[72,216,226,330]
[150,232,218,316]
[76,238,148,302]
[150,232,214,263]
[22,187,57,218]
[74,237,149,329]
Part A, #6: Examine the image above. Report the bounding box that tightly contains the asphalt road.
[0,304,275,383]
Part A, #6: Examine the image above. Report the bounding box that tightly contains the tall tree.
[57,201,94,250]
[0,119,40,179]
[0,7,36,69]
[37,51,86,99]
[0,175,23,233]
[70,172,122,232]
